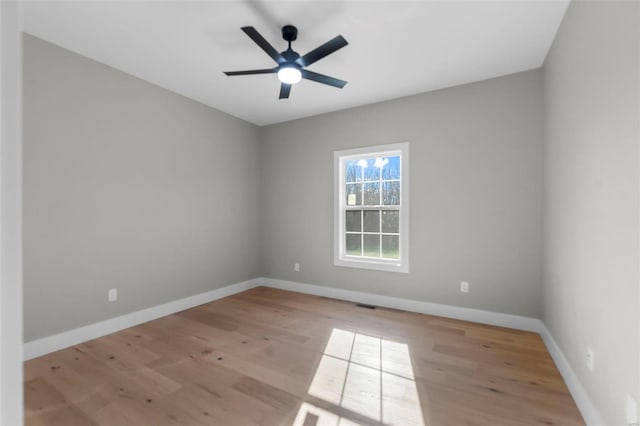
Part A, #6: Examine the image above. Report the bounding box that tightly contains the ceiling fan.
[224,25,348,99]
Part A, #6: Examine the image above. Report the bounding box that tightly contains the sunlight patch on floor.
[292,402,363,426]
[302,328,425,426]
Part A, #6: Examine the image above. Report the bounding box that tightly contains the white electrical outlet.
[627,394,638,425]
[585,347,595,372]
[108,288,117,302]
[460,281,469,293]
[294,263,300,272]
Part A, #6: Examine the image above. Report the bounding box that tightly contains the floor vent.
[355,303,376,309]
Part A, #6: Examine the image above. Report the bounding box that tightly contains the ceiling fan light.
[278,67,302,84]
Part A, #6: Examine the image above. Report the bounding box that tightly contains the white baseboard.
[23,278,262,360]
[260,278,543,332]
[539,324,605,426]
[23,276,604,425]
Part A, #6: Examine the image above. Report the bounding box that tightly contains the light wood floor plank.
[24,287,584,425]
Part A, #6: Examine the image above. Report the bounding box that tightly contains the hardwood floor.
[24,287,584,425]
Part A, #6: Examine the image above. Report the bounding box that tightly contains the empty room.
[0,0,638,425]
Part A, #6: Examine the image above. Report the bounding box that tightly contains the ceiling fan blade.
[301,70,347,88]
[296,35,348,67]
[279,83,292,99]
[241,26,285,64]
[224,68,277,76]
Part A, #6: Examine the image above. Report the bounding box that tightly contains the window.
[334,142,409,273]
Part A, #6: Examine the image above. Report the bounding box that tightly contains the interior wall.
[1,2,24,424]
[543,1,640,424]
[22,34,262,342]
[260,69,544,318]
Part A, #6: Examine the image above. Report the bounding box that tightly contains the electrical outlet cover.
[627,394,638,424]
[585,347,594,372]
[108,288,117,302]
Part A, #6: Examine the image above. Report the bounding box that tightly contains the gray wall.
[23,34,262,342]
[543,1,640,424]
[260,70,544,318]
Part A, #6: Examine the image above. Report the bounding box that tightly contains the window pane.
[382,156,400,180]
[345,160,363,183]
[346,183,362,206]
[336,144,407,272]
[363,210,380,233]
[363,182,380,205]
[381,210,399,233]
[382,181,400,205]
[364,158,380,181]
[346,234,362,256]
[382,235,399,259]
[346,211,361,232]
[363,234,380,257]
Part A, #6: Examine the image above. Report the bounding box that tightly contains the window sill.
[334,257,409,273]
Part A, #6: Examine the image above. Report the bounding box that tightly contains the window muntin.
[334,143,409,273]
[344,155,400,260]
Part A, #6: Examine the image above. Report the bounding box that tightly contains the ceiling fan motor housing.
[281,50,300,63]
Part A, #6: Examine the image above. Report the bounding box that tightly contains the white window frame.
[334,142,409,273]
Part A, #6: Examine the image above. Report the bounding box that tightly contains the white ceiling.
[22,0,569,126]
